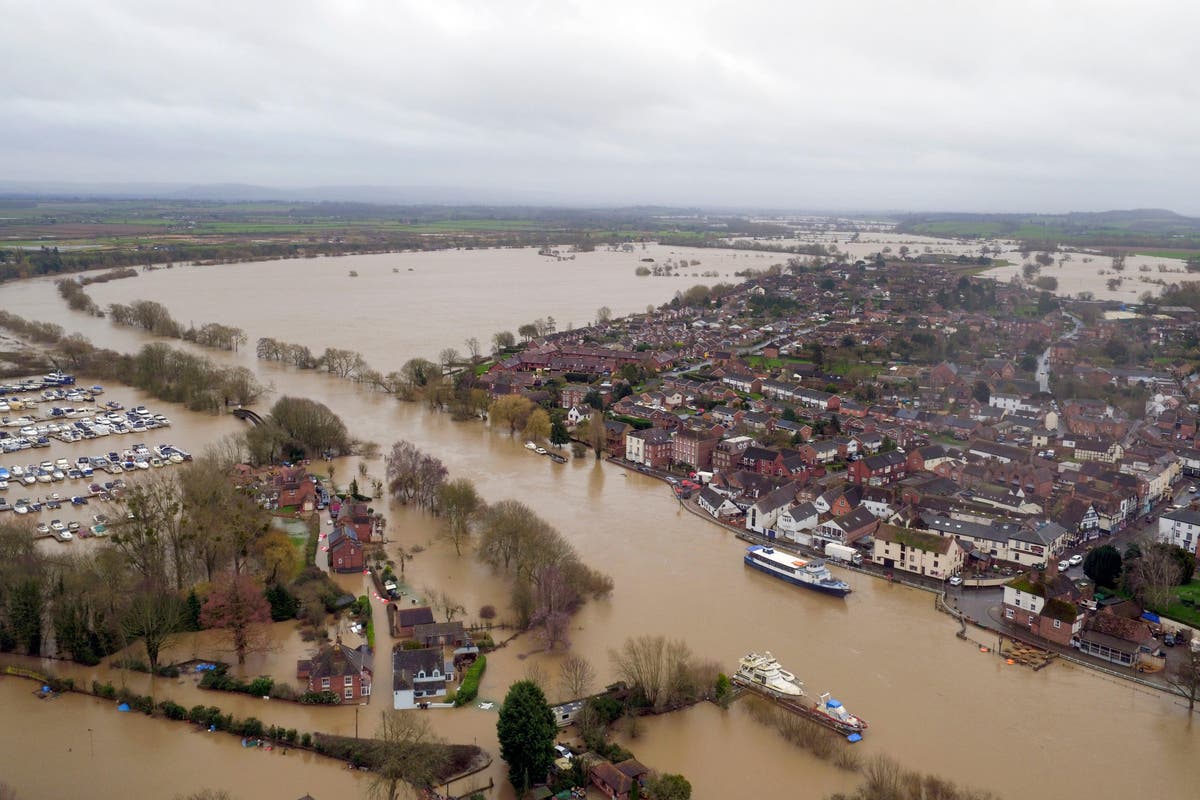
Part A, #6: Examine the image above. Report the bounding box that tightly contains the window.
[321,677,330,689]
[362,684,371,696]
[344,687,353,700]
[1005,608,1014,620]
[1053,619,1061,629]
[344,675,353,687]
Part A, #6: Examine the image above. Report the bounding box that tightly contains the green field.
[1135,249,1198,261]
[914,221,1010,237]
[1162,579,1200,629]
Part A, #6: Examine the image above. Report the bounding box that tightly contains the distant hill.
[897,209,1200,247]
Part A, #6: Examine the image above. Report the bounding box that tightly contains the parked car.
[948,575,963,586]
[1069,554,1084,567]
[554,745,573,760]
[1058,561,1071,573]
[1164,632,1177,647]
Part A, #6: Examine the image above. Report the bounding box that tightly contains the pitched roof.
[590,763,633,795]
[615,758,650,779]
[307,642,372,680]
[397,606,436,628]
[752,482,799,512]
[392,647,444,691]
[830,506,877,532]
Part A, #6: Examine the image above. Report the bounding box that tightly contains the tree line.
[106,299,247,352]
[0,457,320,670]
[383,438,612,647]
[0,310,267,412]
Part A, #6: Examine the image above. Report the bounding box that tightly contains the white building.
[1158,508,1200,556]
[392,648,451,710]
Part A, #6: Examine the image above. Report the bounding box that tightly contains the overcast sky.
[3,1,1198,212]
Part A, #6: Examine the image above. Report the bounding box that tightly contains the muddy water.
[0,678,366,799]
[1,252,1199,800]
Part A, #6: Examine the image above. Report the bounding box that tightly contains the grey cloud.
[2,0,1198,211]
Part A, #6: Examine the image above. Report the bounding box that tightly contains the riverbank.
[605,456,1197,701]
[2,247,1199,800]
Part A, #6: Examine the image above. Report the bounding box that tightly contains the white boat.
[524,441,538,450]
[744,545,851,597]
[733,651,869,736]
[536,447,548,455]
[736,652,803,696]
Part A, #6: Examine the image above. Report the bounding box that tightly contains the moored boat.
[736,652,802,695]
[732,651,869,736]
[743,544,850,597]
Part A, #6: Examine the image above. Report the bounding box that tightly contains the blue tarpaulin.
[117,703,130,712]
[1141,611,1160,623]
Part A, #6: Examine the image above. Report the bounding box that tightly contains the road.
[1036,311,1082,395]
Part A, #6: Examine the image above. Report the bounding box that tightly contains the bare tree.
[122,590,186,674]
[385,440,447,511]
[559,653,596,699]
[438,347,460,375]
[1165,642,1200,714]
[530,564,575,650]
[464,336,482,362]
[523,660,549,694]
[596,306,612,324]
[610,635,697,710]
[422,586,466,622]
[368,711,449,800]
[1127,545,1182,610]
[437,478,483,556]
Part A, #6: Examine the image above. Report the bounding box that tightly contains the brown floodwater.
[1,250,1198,800]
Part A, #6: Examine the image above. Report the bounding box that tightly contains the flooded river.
[1,247,1198,800]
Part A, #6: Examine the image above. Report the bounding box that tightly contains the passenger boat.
[732,651,869,736]
[743,544,851,597]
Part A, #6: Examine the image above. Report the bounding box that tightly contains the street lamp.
[354,705,359,740]
[87,727,93,758]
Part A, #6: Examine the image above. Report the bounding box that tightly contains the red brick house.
[615,759,650,791]
[848,450,908,486]
[712,436,753,473]
[604,420,632,458]
[274,466,317,512]
[327,525,364,573]
[590,762,633,800]
[672,427,722,471]
[560,383,590,409]
[1001,565,1089,647]
[625,427,674,469]
[296,641,373,702]
[393,606,436,639]
[337,501,375,543]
